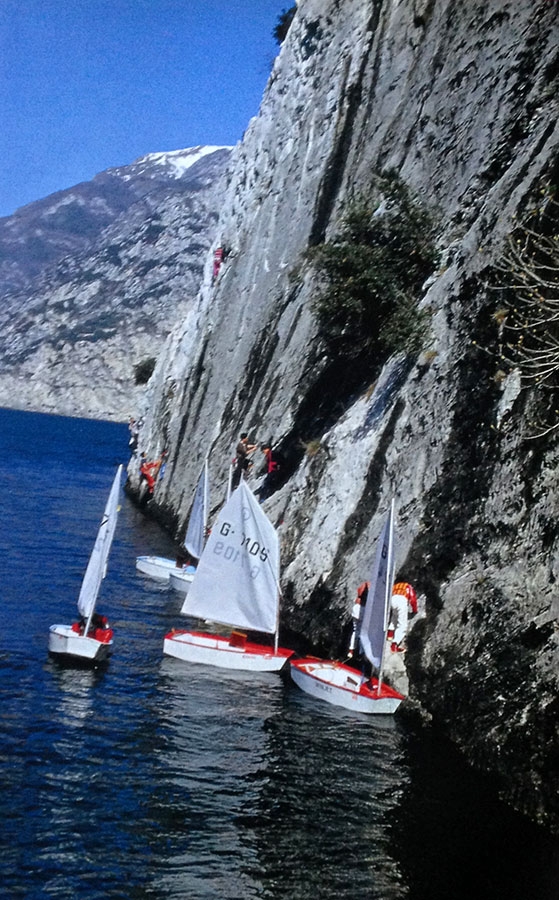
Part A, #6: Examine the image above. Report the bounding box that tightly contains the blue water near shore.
[1,407,557,899]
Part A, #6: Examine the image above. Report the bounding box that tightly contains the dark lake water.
[1,407,557,899]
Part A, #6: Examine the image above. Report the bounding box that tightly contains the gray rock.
[15,0,559,827]
[0,147,232,420]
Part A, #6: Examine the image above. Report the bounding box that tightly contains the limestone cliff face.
[134,1,559,829]
[0,147,231,420]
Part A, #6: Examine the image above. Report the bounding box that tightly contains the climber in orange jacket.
[347,579,417,658]
[389,581,418,652]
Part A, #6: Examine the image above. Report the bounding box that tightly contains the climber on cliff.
[231,432,257,490]
[255,441,282,502]
[389,581,418,652]
[213,246,224,281]
[128,417,140,455]
[347,578,417,655]
[139,451,165,500]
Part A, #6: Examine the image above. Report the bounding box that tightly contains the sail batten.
[77,465,122,621]
[182,481,279,634]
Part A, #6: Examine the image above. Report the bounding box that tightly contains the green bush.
[309,173,438,363]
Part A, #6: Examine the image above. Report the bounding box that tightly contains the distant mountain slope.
[0,146,232,420]
[0,146,230,295]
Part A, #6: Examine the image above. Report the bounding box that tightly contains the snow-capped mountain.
[109,146,231,182]
[0,146,232,420]
[0,146,232,296]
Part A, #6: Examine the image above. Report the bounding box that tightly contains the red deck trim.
[165,629,294,658]
[290,657,405,700]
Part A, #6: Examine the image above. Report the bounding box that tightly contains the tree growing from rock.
[273,6,297,44]
[492,188,559,435]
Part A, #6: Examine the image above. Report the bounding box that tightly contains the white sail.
[359,500,395,669]
[182,480,279,634]
[183,460,209,559]
[77,465,123,621]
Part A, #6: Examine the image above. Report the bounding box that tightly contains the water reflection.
[235,686,408,900]
[149,659,284,899]
[147,660,409,900]
[49,664,106,729]
[388,729,559,900]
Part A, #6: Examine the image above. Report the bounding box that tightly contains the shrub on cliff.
[309,173,438,365]
[273,6,296,44]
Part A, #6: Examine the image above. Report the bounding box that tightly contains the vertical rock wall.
[134,0,559,829]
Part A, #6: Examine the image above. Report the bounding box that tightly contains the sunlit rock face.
[134,0,559,828]
[0,147,231,420]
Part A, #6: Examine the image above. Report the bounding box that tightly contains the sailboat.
[48,465,123,664]
[167,565,197,594]
[164,480,294,671]
[136,460,209,582]
[290,500,405,714]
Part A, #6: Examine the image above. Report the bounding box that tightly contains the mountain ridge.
[0,145,232,420]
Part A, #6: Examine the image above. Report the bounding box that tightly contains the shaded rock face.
[0,147,231,420]
[134,1,559,828]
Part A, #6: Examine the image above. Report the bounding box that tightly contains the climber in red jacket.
[139,453,164,496]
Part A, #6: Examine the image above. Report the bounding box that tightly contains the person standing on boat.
[232,433,257,490]
[389,581,418,652]
[347,581,368,660]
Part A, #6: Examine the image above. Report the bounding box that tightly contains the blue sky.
[0,0,291,217]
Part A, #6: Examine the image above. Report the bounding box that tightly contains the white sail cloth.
[182,481,279,634]
[359,501,395,669]
[183,460,209,559]
[77,465,123,621]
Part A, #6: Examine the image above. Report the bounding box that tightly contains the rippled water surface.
[1,409,557,900]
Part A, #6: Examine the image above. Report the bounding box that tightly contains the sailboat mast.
[203,457,209,538]
[271,560,284,655]
[377,498,395,695]
[82,515,110,637]
[77,465,122,639]
[83,606,95,637]
[226,462,233,501]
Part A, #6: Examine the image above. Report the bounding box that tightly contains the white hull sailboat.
[48,625,113,662]
[49,465,122,664]
[290,500,405,714]
[164,480,294,672]
[290,659,403,715]
[163,630,293,671]
[168,567,196,593]
[135,555,182,581]
[136,460,209,582]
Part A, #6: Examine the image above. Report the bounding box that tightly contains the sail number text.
[214,522,268,562]
[212,520,269,576]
